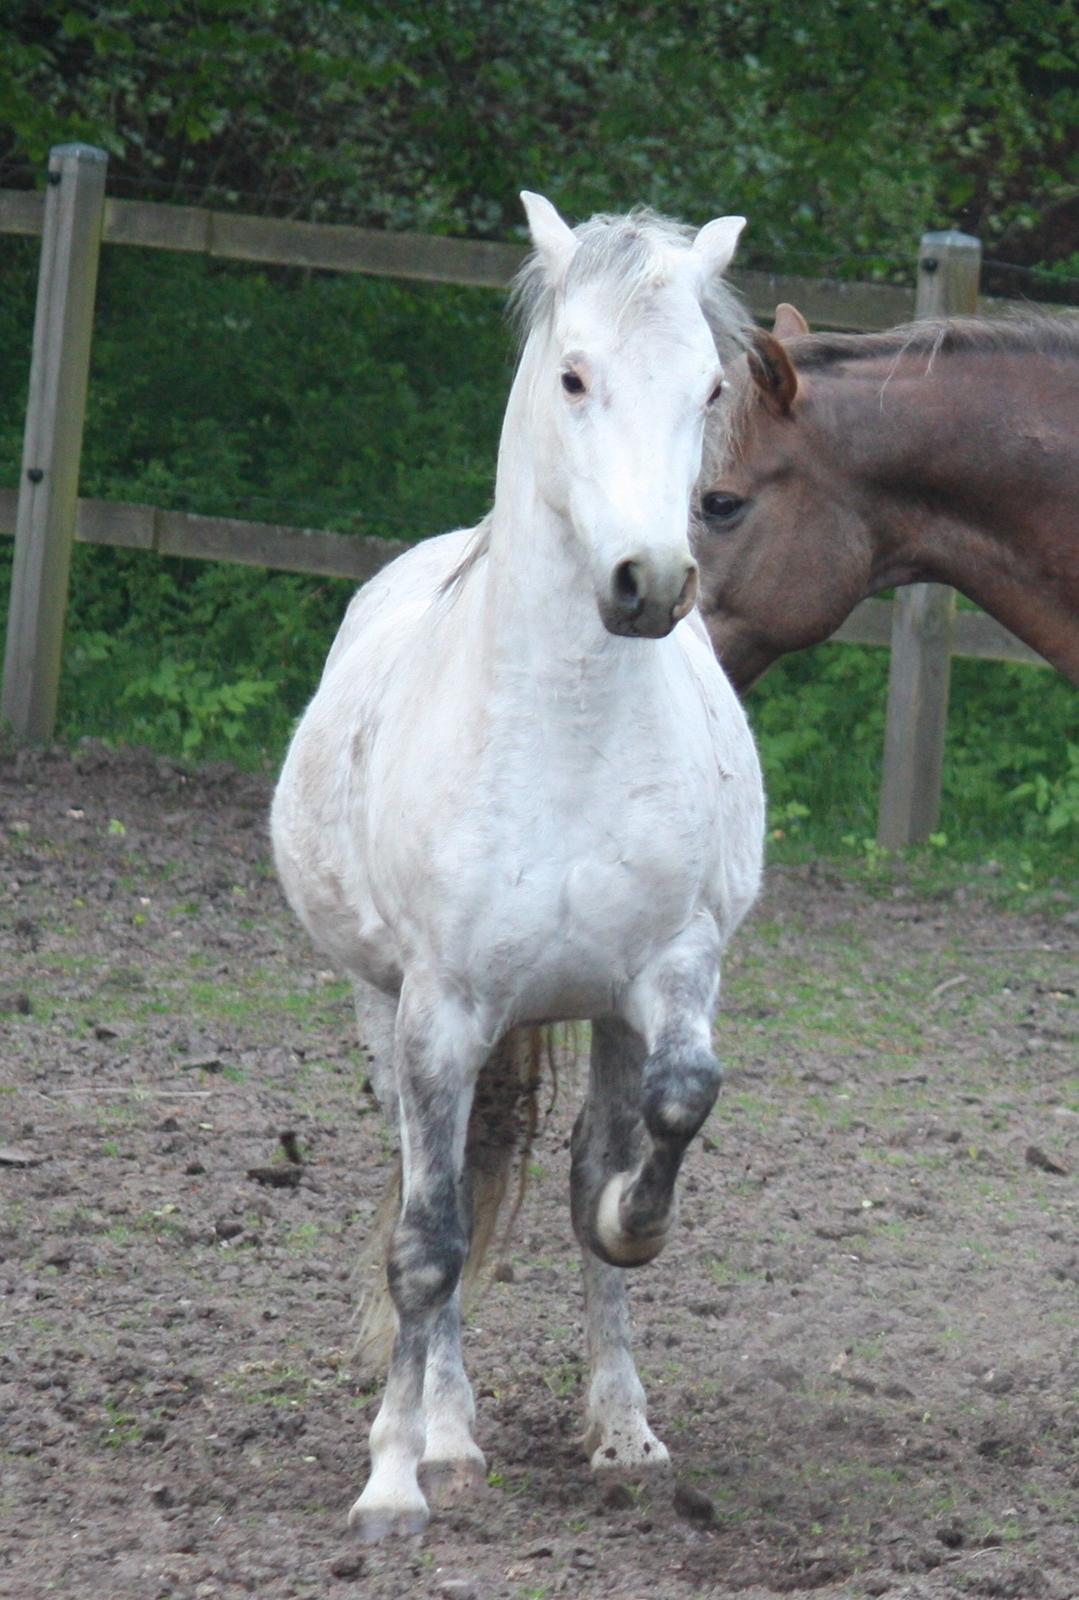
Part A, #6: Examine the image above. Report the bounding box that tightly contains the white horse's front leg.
[349,983,488,1543]
[575,919,722,1270]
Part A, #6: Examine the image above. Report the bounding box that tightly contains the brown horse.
[695,304,1079,689]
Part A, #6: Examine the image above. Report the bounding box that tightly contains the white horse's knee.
[641,1044,722,1143]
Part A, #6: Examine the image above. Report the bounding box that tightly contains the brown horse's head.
[694,304,876,691]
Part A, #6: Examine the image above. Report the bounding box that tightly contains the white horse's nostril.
[612,559,644,617]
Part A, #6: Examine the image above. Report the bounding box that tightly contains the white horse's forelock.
[509,206,752,363]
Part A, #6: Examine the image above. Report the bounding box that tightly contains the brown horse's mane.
[786,314,1079,372]
[709,313,1079,473]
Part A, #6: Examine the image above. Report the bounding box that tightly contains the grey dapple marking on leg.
[570,1018,646,1262]
[413,1031,543,1507]
[598,1034,721,1264]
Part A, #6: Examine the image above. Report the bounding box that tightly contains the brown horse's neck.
[832,354,1079,678]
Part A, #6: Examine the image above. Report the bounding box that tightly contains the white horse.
[271,194,764,1542]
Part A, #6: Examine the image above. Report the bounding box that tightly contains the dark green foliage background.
[0,3,1076,877]
[3,1,1076,269]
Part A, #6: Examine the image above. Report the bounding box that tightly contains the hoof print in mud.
[672,1480,716,1525]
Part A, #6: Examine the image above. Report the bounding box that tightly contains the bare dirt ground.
[1,742,1076,1600]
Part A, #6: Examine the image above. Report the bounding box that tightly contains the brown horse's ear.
[773,302,809,340]
[747,328,799,417]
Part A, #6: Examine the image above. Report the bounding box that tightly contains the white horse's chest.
[274,542,762,1022]
[387,697,731,1015]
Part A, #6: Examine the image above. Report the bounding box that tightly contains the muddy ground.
[1,742,1076,1600]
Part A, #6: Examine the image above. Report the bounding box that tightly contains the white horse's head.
[513,193,746,639]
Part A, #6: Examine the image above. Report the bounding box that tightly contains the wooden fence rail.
[0,182,1066,329]
[0,146,1064,844]
[0,488,1050,671]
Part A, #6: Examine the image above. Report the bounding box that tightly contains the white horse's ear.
[520,191,578,279]
[691,215,746,278]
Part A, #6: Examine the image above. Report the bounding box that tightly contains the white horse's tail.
[354,1026,554,1378]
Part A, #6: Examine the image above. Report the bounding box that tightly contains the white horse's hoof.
[590,1440,671,1476]
[347,1495,429,1543]
[419,1453,489,1507]
[585,1423,671,1477]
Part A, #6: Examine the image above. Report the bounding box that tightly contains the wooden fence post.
[876,229,981,848]
[1,143,108,742]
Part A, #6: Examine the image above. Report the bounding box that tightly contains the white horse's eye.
[706,380,724,406]
[561,370,586,396]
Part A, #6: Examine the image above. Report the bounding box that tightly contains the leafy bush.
[1009,742,1079,835]
[750,645,1078,864]
[82,248,510,537]
[2,2,1075,272]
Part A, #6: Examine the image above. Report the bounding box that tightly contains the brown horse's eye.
[701,491,745,523]
[707,381,724,405]
[561,370,586,395]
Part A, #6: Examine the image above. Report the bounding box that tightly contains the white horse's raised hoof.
[594,1169,675,1267]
